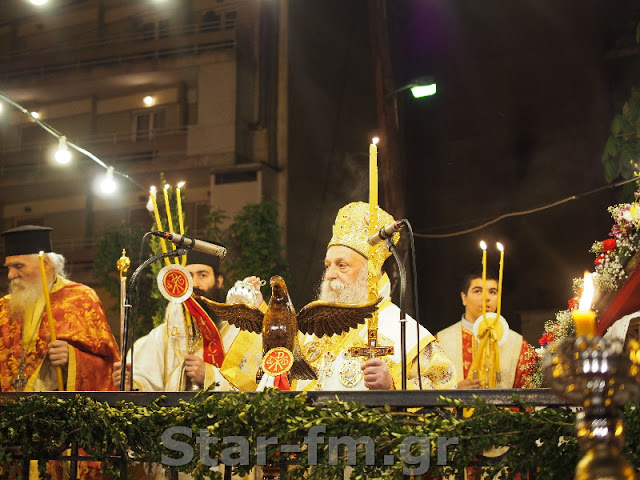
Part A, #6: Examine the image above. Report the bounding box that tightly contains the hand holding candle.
[572,271,596,338]
[38,252,65,391]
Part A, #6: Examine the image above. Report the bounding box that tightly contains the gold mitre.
[328,202,399,274]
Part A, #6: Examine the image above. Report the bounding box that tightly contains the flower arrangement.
[523,195,640,388]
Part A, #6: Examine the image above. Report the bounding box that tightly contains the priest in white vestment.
[295,202,457,391]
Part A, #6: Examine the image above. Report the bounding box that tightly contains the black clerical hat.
[185,245,222,274]
[1,225,53,256]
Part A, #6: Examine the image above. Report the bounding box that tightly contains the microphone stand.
[119,248,188,391]
[386,239,407,390]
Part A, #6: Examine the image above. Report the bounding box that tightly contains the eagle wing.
[198,298,264,333]
[296,298,380,337]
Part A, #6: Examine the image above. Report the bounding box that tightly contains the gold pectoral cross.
[349,329,394,359]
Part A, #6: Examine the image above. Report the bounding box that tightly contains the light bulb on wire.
[99,166,117,195]
[54,136,72,165]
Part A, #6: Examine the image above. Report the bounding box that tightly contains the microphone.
[368,220,407,246]
[151,231,227,257]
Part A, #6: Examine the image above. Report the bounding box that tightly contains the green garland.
[1,390,638,480]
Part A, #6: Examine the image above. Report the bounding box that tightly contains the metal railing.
[0,4,241,65]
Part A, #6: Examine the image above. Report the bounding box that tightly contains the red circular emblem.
[163,269,190,298]
[262,347,294,376]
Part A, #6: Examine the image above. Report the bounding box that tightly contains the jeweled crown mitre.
[327,202,399,274]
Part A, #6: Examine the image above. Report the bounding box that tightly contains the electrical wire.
[0,90,145,190]
[415,176,639,239]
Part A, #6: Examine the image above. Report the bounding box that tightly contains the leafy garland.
[523,195,640,388]
[2,390,640,480]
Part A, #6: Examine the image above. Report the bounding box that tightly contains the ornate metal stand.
[544,335,640,480]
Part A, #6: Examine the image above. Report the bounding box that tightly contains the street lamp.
[392,76,437,98]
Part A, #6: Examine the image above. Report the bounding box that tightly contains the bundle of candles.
[149,182,187,266]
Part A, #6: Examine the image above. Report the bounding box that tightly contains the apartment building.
[0,0,286,287]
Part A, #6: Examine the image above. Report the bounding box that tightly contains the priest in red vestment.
[0,225,120,479]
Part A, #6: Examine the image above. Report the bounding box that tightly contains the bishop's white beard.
[8,278,43,318]
[317,266,369,304]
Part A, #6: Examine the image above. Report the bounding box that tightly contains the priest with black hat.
[112,246,265,393]
[0,225,120,393]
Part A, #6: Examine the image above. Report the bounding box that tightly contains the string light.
[54,136,71,165]
[0,90,143,193]
[98,166,117,195]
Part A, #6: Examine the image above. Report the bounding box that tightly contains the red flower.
[568,297,579,310]
[594,254,607,266]
[601,238,617,253]
[538,332,555,346]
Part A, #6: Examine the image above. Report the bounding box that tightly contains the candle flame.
[578,272,594,312]
[150,185,156,194]
[480,240,487,250]
[177,181,185,189]
[164,184,170,190]
[372,137,379,145]
[497,242,504,252]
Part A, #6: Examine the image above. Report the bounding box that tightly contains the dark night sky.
[286,0,639,344]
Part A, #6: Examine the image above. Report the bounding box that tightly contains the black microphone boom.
[368,220,407,246]
[151,231,227,257]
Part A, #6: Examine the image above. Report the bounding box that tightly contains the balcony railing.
[0,7,239,79]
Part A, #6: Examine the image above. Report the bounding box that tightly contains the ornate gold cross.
[10,371,28,392]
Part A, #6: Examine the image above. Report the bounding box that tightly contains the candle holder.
[543,335,640,480]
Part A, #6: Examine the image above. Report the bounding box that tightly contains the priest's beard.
[194,284,221,303]
[317,267,369,304]
[8,278,43,318]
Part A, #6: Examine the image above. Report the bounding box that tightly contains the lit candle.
[38,252,64,391]
[368,137,380,334]
[369,137,379,210]
[496,242,504,319]
[163,184,176,234]
[176,181,186,236]
[150,186,170,265]
[176,181,186,266]
[480,240,487,321]
[369,137,379,243]
[572,271,596,338]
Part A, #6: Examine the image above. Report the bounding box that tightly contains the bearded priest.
[295,202,457,391]
[0,225,120,393]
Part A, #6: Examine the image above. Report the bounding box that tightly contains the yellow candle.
[572,272,596,338]
[176,181,186,235]
[176,181,186,266]
[367,137,380,333]
[368,137,379,247]
[369,138,379,210]
[150,186,170,265]
[496,242,504,318]
[480,241,487,321]
[163,184,176,234]
[38,252,64,391]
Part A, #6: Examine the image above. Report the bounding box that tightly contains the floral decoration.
[523,193,640,388]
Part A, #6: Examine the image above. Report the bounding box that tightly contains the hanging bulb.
[54,136,72,165]
[100,166,117,195]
